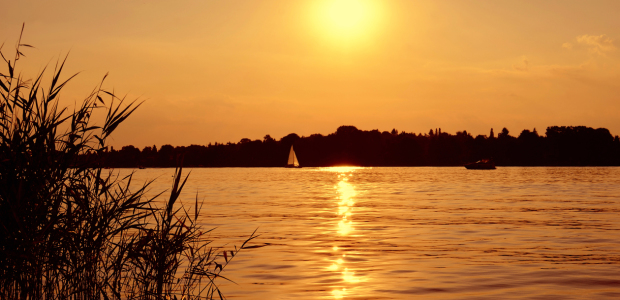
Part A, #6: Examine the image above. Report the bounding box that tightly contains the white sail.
[288,146,300,167]
[293,149,299,167]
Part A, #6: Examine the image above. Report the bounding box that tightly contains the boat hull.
[464,164,495,170]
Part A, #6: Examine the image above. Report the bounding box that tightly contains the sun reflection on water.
[331,288,347,299]
[336,175,356,235]
[317,166,366,173]
[324,167,368,298]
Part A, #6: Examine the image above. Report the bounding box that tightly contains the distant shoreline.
[90,125,620,168]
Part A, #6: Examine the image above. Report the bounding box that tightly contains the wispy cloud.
[564,34,616,55]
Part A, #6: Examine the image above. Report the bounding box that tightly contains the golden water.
[123,167,620,299]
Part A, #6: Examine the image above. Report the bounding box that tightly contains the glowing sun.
[312,0,381,41]
[326,0,368,34]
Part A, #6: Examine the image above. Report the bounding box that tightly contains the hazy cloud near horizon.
[2,0,620,147]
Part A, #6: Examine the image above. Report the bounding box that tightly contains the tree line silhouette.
[95,126,620,167]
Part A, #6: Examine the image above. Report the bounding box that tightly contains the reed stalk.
[0,25,254,300]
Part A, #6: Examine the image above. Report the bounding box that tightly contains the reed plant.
[0,26,254,300]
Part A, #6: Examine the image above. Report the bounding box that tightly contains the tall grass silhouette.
[0,25,255,300]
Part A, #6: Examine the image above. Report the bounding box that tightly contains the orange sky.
[3,0,620,147]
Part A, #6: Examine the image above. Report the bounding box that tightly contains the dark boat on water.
[464,159,496,170]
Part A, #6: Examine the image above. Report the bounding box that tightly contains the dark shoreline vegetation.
[1,28,254,299]
[104,125,620,168]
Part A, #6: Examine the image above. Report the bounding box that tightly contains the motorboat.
[464,159,496,169]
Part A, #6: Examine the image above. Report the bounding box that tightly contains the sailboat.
[286,145,301,168]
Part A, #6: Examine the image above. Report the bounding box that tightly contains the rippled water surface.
[123,167,620,299]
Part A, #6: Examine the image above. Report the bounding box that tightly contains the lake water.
[122,167,620,299]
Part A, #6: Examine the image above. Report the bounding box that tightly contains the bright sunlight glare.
[311,0,383,43]
[327,0,367,32]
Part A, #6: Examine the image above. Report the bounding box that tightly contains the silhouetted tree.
[499,127,510,139]
[263,134,275,143]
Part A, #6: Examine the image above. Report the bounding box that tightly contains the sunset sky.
[3,0,620,147]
